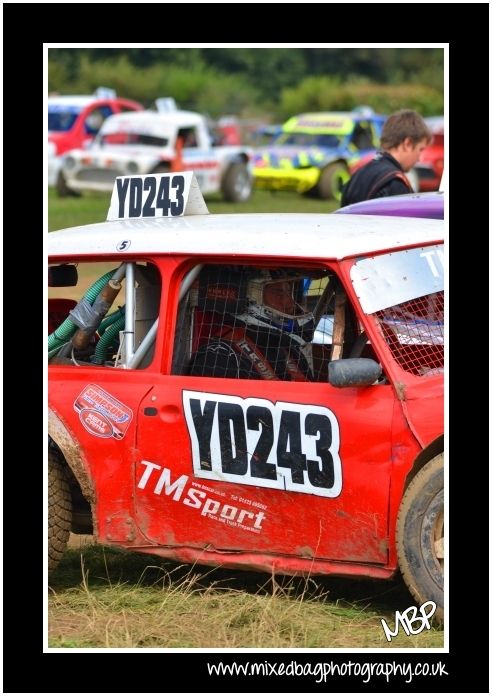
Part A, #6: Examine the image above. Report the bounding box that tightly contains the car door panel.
[135,376,395,564]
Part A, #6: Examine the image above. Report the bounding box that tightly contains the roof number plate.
[107,171,208,221]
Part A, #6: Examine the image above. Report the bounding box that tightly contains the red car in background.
[214,116,242,145]
[48,88,143,189]
[415,117,444,192]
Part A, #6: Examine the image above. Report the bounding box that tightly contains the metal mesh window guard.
[173,264,339,382]
[374,291,444,376]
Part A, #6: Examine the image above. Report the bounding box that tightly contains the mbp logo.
[381,601,437,642]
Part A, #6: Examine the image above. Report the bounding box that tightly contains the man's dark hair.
[380,109,432,149]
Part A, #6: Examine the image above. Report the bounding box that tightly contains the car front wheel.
[48,450,72,574]
[396,453,444,622]
[316,162,350,201]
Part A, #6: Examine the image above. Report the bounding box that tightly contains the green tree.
[48,47,443,117]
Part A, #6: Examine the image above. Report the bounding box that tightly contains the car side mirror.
[328,358,382,388]
[48,264,78,287]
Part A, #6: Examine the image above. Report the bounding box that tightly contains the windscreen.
[48,105,81,132]
[274,132,341,148]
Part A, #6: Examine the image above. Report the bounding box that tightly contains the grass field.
[48,187,443,649]
[48,541,443,649]
[48,187,339,232]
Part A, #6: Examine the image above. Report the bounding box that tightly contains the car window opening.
[48,261,161,370]
[100,132,169,148]
[374,292,444,376]
[172,263,376,383]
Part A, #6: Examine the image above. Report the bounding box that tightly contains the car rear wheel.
[396,453,444,622]
[316,162,350,201]
[221,163,253,202]
[48,450,72,574]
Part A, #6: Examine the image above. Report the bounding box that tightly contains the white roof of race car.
[100,109,204,133]
[48,214,443,260]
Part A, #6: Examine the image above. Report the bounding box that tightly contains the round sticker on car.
[79,408,113,438]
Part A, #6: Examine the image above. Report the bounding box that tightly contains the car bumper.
[253,166,320,193]
[64,167,122,192]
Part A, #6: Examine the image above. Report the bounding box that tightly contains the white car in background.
[58,109,254,202]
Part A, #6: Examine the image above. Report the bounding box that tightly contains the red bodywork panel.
[416,135,444,192]
[48,253,442,579]
[48,98,143,156]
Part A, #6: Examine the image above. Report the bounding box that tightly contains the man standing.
[340,110,432,207]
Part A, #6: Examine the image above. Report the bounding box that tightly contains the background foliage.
[48,47,444,119]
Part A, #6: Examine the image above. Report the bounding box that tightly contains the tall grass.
[48,544,443,649]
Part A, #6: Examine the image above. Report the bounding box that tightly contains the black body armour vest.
[341,153,412,207]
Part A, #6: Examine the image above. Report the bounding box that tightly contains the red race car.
[414,117,444,192]
[48,172,444,620]
[48,88,143,190]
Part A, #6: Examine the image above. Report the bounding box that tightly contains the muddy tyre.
[221,162,252,202]
[48,450,72,574]
[316,162,350,201]
[396,453,444,622]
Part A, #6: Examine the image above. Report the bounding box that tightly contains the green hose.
[48,336,67,353]
[49,309,126,362]
[48,345,64,360]
[99,306,125,334]
[48,269,118,351]
[92,316,125,364]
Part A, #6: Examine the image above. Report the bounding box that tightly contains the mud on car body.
[48,172,444,620]
[253,110,386,201]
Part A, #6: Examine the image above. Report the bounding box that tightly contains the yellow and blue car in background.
[253,109,385,201]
